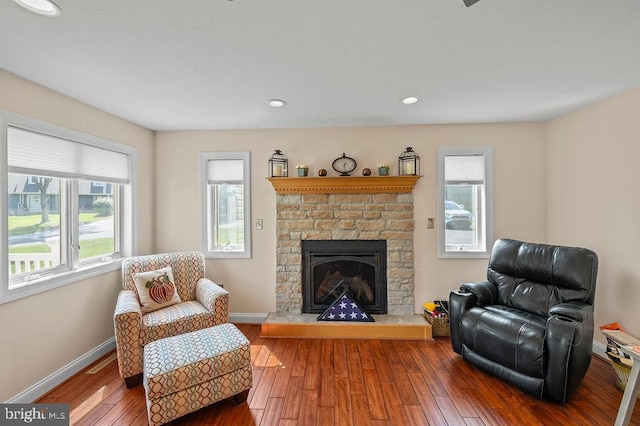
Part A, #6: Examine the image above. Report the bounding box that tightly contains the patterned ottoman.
[143,323,253,426]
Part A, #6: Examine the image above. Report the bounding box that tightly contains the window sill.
[1,258,123,305]
[438,252,490,259]
[203,251,251,259]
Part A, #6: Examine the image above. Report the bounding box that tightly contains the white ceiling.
[1,0,639,131]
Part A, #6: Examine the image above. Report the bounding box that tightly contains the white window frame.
[0,110,137,304]
[200,151,251,259]
[437,146,493,258]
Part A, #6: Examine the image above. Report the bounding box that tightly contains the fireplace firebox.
[302,240,387,314]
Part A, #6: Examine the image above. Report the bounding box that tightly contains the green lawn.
[8,213,115,275]
[7,243,50,254]
[9,238,114,260]
[8,212,110,236]
[9,238,114,275]
[216,224,244,246]
[79,238,115,259]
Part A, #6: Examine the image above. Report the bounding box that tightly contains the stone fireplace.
[271,176,419,315]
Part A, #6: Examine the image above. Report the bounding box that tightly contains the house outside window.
[438,147,493,258]
[1,110,136,303]
[200,151,251,258]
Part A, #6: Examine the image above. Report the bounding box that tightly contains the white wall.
[547,86,640,345]
[155,123,548,315]
[0,70,156,402]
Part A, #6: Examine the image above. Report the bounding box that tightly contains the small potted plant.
[377,163,390,176]
[296,164,309,177]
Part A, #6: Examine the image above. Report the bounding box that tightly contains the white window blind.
[7,126,129,184]
[444,154,485,183]
[207,159,244,184]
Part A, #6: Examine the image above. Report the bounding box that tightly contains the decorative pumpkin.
[145,272,175,304]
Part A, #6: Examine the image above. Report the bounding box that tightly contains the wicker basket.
[602,329,640,393]
[424,313,450,337]
[607,351,633,392]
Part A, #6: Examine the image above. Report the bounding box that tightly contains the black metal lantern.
[268,149,288,177]
[398,147,420,176]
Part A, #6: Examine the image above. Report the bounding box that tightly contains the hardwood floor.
[36,324,640,425]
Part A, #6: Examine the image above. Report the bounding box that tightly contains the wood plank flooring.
[36,324,640,425]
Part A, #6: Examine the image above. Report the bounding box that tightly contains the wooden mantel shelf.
[267,175,420,194]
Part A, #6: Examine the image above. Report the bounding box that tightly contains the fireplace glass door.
[302,240,387,314]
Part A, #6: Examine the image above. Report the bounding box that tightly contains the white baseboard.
[7,338,116,404]
[593,339,608,360]
[230,313,268,324]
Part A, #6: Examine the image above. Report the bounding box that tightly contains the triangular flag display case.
[317,290,375,322]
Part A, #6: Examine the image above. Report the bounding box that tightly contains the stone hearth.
[273,183,416,315]
[261,312,431,340]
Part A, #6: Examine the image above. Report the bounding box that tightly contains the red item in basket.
[600,322,625,331]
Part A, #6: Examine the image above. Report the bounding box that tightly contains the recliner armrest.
[459,281,498,306]
[449,290,477,354]
[545,302,594,402]
[549,302,591,323]
[196,278,230,325]
[113,290,143,380]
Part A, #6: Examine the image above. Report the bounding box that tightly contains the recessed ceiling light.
[13,0,61,16]
[401,96,420,105]
[268,99,287,108]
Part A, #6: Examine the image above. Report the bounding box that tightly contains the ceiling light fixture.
[13,0,61,16]
[401,96,420,105]
[268,99,287,108]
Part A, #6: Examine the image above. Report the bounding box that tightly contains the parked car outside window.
[445,201,472,230]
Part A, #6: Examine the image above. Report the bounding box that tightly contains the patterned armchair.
[114,251,229,388]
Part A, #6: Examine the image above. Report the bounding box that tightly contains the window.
[438,147,493,258]
[201,152,251,258]
[1,110,136,303]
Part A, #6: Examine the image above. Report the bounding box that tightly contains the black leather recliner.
[449,238,598,402]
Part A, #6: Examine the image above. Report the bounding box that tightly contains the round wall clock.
[332,153,357,176]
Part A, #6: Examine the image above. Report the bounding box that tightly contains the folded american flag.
[317,291,375,322]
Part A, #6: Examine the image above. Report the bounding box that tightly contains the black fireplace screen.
[301,240,387,314]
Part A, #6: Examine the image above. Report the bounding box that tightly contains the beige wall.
[155,123,548,315]
[0,70,156,402]
[0,68,560,402]
[547,86,640,345]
